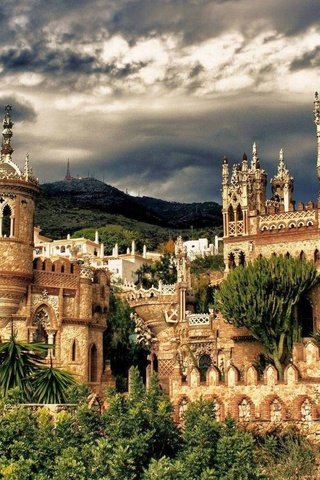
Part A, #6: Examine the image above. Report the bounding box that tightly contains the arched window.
[61,246,66,253]
[89,344,98,382]
[285,252,291,258]
[33,308,50,343]
[212,399,221,421]
[314,249,320,263]
[236,204,243,221]
[297,295,314,337]
[71,340,77,362]
[228,252,236,270]
[270,398,282,422]
[299,251,306,260]
[301,398,312,422]
[228,205,235,222]
[238,251,246,266]
[238,398,251,422]
[199,354,212,382]
[2,204,11,237]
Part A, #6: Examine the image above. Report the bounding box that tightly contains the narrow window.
[71,340,77,361]
[2,205,11,237]
[89,344,98,382]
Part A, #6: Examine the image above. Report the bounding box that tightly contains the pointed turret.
[65,159,72,181]
[24,153,30,181]
[1,105,14,160]
[222,156,229,185]
[251,142,258,169]
[270,148,293,211]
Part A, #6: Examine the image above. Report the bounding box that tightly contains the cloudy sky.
[1,0,320,203]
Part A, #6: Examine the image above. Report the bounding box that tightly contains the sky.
[0,0,320,203]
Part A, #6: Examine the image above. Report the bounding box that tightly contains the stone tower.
[0,106,39,318]
[222,144,267,240]
[270,149,294,212]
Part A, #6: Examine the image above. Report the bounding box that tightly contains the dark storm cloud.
[0,0,319,203]
[107,0,320,43]
[0,42,147,79]
[0,96,36,123]
[48,93,317,203]
[290,46,320,71]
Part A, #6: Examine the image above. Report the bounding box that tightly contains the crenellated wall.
[171,341,320,434]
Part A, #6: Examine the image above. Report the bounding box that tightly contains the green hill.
[35,178,222,250]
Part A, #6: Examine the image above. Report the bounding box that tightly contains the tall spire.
[314,91,320,181]
[65,159,72,181]
[251,141,258,169]
[1,105,14,160]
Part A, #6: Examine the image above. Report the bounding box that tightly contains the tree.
[136,253,177,288]
[102,370,181,477]
[0,334,48,399]
[179,399,221,478]
[216,255,318,376]
[31,363,76,404]
[0,334,76,403]
[103,294,148,390]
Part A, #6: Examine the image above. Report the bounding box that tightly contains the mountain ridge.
[35,178,222,242]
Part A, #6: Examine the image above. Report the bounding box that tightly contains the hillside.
[35,178,222,246]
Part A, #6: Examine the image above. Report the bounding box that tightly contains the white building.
[34,227,104,259]
[34,230,154,283]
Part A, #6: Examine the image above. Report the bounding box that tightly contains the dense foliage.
[0,371,316,479]
[190,254,224,275]
[0,335,75,403]
[136,253,177,288]
[216,255,318,376]
[103,294,149,391]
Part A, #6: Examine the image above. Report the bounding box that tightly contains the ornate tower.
[222,143,267,239]
[0,106,39,317]
[270,149,293,211]
[314,92,320,186]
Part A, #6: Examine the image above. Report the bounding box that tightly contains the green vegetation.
[103,294,149,391]
[0,371,316,479]
[216,255,318,376]
[72,222,221,254]
[0,334,76,403]
[35,178,222,249]
[190,254,225,275]
[136,253,177,288]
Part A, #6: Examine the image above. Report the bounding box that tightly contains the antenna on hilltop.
[65,159,72,181]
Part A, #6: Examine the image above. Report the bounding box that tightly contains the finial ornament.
[279,148,284,164]
[251,141,258,169]
[314,91,320,185]
[1,105,14,159]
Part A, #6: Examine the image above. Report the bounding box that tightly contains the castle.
[122,93,320,434]
[0,105,110,387]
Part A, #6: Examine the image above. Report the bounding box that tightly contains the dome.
[0,160,22,181]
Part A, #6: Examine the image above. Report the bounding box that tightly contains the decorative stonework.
[31,291,59,316]
[80,266,93,280]
[187,313,211,326]
[189,342,216,359]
